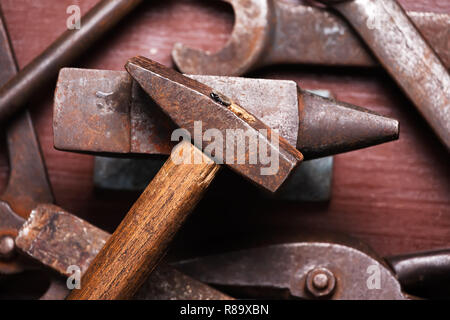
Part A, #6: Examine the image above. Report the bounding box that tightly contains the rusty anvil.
[54,70,399,201]
[55,57,399,300]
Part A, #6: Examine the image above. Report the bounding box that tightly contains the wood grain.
[0,0,448,264]
[67,141,219,299]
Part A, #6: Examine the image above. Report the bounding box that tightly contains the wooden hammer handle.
[67,141,219,300]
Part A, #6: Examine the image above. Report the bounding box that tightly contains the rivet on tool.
[0,235,15,260]
[305,267,336,298]
[210,91,231,107]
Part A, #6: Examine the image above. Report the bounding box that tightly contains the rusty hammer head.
[125,56,303,192]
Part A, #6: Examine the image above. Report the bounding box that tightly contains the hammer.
[67,56,303,300]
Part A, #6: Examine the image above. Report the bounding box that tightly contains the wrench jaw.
[172,0,274,76]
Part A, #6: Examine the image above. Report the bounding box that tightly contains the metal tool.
[0,0,143,123]
[54,69,399,160]
[173,240,450,300]
[14,204,232,300]
[14,207,450,299]
[66,57,304,300]
[0,3,54,277]
[312,0,450,149]
[172,0,450,75]
[92,90,334,202]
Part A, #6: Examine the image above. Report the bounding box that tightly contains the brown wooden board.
[0,0,448,262]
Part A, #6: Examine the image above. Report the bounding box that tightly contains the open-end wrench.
[312,0,450,149]
[174,239,450,299]
[172,0,450,75]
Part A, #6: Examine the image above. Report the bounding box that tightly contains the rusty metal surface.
[135,264,232,300]
[297,89,399,158]
[54,68,399,160]
[173,242,406,300]
[126,56,303,193]
[316,0,450,149]
[54,69,132,153]
[172,0,450,75]
[16,204,109,275]
[15,204,232,300]
[0,0,143,123]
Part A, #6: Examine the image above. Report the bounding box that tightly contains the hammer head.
[125,56,303,192]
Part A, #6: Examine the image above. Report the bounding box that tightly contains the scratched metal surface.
[0,0,448,259]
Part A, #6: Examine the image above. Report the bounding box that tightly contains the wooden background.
[0,0,448,262]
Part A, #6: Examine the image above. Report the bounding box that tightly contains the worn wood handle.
[67,141,219,300]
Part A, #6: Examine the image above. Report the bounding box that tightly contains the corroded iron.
[172,0,450,75]
[54,68,399,160]
[173,242,407,300]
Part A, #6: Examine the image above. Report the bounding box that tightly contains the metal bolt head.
[0,235,15,260]
[305,267,336,298]
[313,273,329,289]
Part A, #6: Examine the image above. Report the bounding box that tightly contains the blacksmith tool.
[0,0,143,123]
[172,0,450,74]
[53,69,399,160]
[66,56,304,300]
[173,239,450,300]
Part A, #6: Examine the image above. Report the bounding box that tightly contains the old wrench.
[172,0,450,75]
[313,0,450,149]
[173,239,450,299]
